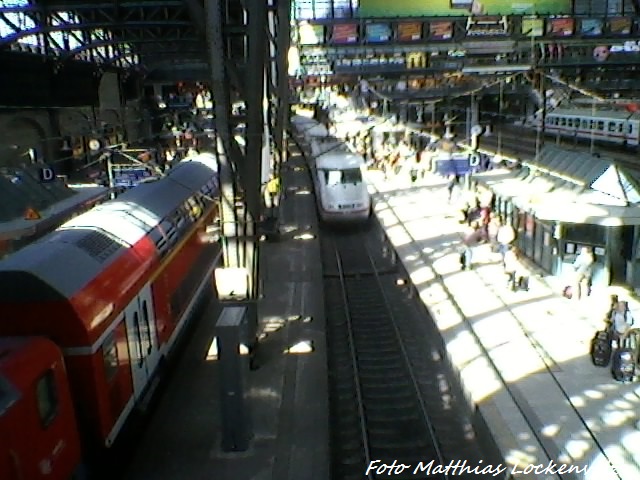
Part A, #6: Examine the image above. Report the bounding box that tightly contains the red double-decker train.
[0,152,222,479]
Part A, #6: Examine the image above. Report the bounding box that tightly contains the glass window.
[134,312,143,367]
[325,168,362,185]
[36,370,58,428]
[103,333,119,381]
[609,122,616,132]
[142,300,152,353]
[597,121,604,130]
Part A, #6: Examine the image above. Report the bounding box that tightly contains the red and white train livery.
[0,152,221,476]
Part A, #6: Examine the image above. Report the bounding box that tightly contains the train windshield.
[325,168,362,186]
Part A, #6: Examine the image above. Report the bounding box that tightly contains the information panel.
[359,0,572,17]
[111,165,155,188]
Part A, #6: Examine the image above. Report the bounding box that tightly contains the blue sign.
[111,164,155,187]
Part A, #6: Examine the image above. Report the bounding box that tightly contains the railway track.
[322,226,491,480]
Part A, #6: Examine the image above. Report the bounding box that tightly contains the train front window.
[36,370,58,428]
[325,168,362,186]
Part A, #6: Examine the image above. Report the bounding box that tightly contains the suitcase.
[611,347,635,382]
[590,331,612,367]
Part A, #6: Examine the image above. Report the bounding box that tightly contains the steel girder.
[0,0,209,69]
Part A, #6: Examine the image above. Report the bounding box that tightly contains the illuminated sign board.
[397,21,423,41]
[332,24,358,44]
[430,21,453,40]
[547,18,574,37]
[359,0,571,17]
[609,17,632,35]
[406,52,427,69]
[522,17,544,36]
[366,23,392,42]
[299,24,325,45]
[580,19,603,36]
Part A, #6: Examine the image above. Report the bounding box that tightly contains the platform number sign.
[38,166,56,183]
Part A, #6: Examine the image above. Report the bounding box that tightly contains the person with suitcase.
[610,300,634,347]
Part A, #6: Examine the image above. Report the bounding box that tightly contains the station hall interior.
[4,0,640,479]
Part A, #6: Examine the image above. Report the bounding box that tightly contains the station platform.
[368,171,640,480]
[123,151,328,480]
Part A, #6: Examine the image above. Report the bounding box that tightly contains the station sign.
[38,166,56,183]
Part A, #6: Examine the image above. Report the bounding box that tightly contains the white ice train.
[291,114,372,223]
[312,146,371,223]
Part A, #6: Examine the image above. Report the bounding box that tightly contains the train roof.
[0,153,219,301]
[548,108,636,120]
[315,151,365,169]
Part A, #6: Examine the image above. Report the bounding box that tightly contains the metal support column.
[245,0,268,218]
[215,306,252,452]
[206,0,258,305]
[274,0,292,172]
[206,0,238,269]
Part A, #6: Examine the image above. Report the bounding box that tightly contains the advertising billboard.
[397,21,423,41]
[547,18,574,37]
[366,23,392,42]
[430,21,453,40]
[359,0,572,17]
[580,19,603,37]
[299,24,325,45]
[332,23,358,44]
[522,17,544,36]
[609,17,632,35]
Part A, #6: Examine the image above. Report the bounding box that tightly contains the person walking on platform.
[460,222,483,270]
[572,246,594,300]
[496,218,516,264]
[263,174,281,214]
[503,246,520,291]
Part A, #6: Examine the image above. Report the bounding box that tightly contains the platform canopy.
[475,144,640,226]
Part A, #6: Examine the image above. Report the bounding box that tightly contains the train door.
[124,285,160,400]
[138,284,161,375]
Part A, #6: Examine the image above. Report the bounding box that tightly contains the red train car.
[0,337,82,480]
[0,153,221,469]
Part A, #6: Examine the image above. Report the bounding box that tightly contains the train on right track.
[525,107,640,147]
